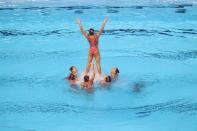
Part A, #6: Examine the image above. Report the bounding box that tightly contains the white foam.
[76,63,105,86]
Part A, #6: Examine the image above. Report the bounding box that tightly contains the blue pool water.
[0,0,197,130]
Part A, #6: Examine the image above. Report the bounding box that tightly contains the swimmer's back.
[87,35,98,47]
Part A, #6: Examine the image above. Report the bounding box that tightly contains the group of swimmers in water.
[66,18,119,89]
[67,65,119,88]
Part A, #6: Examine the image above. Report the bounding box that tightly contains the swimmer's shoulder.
[87,35,98,40]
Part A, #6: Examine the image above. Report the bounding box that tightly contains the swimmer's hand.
[104,18,108,23]
[76,18,81,24]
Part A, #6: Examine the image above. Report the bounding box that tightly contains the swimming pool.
[0,0,197,130]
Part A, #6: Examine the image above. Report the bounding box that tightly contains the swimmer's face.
[111,68,116,75]
[111,68,119,76]
[72,66,78,73]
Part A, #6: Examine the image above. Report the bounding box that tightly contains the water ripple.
[1,50,197,61]
[0,28,196,38]
[0,99,196,117]
[103,28,197,37]
[0,75,60,87]
[142,50,197,60]
[108,50,197,61]
[0,50,81,60]
[0,29,74,37]
[0,4,194,11]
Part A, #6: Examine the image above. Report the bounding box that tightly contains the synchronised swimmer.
[76,18,108,75]
[66,18,120,90]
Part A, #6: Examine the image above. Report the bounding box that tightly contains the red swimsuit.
[90,46,97,54]
[88,36,98,55]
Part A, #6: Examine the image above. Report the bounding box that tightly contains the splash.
[76,62,105,86]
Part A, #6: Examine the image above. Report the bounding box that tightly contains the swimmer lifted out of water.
[76,18,108,75]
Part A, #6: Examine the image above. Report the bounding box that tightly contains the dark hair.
[115,68,119,74]
[69,66,74,71]
[89,28,94,36]
[84,75,89,82]
[105,76,112,82]
[68,73,75,80]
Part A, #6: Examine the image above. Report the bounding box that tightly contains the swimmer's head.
[84,75,89,82]
[115,68,119,74]
[111,68,120,75]
[105,75,112,83]
[89,28,94,36]
[69,66,77,73]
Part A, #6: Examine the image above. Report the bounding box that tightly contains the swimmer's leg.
[95,51,101,75]
[85,52,93,74]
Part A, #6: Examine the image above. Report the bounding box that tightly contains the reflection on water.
[132,81,145,93]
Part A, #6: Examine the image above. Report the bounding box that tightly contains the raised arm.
[76,18,88,38]
[96,18,108,38]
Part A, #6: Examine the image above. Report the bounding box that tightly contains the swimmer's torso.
[87,35,98,48]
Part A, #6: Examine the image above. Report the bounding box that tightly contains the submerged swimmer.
[76,18,108,75]
[111,68,120,79]
[99,75,112,86]
[66,66,78,84]
[81,63,95,89]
